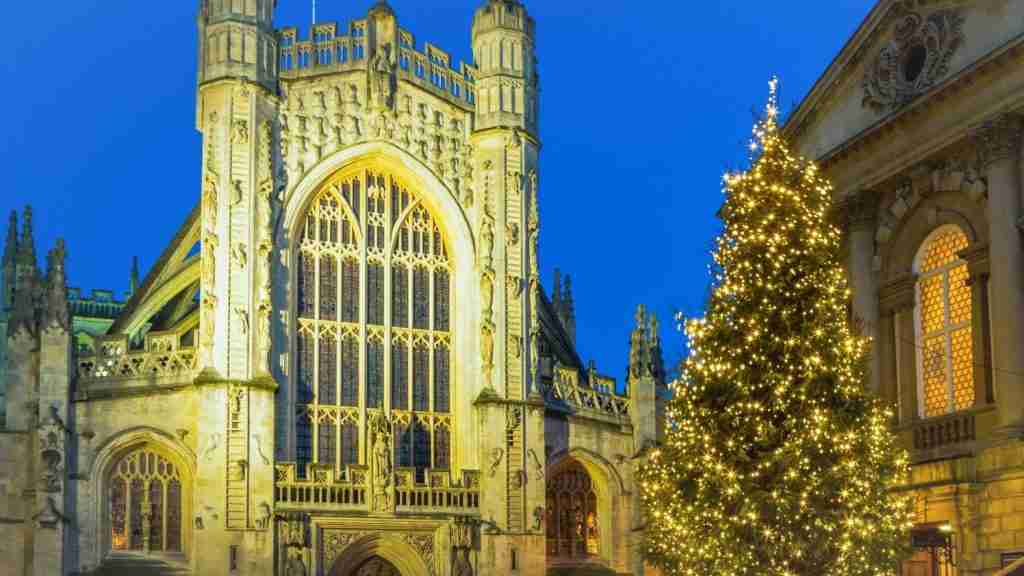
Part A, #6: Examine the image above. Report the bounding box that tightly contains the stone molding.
[879,273,917,313]
[970,113,1023,169]
[835,191,881,233]
[959,241,990,282]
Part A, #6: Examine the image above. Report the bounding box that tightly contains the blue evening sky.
[2,1,873,384]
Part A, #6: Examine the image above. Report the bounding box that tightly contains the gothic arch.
[327,533,432,576]
[546,448,626,567]
[89,427,196,564]
[277,142,480,471]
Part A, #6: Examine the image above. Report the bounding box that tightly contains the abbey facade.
[0,1,667,575]
[792,1,1024,574]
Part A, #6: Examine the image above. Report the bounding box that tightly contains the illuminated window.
[294,168,454,474]
[915,226,973,418]
[108,449,183,554]
[546,462,600,560]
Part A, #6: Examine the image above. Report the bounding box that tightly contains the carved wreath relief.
[863,8,964,113]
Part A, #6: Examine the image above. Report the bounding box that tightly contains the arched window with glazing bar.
[294,167,453,481]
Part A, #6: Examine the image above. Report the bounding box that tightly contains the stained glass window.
[341,423,359,466]
[318,336,337,405]
[547,463,599,561]
[341,338,358,407]
[434,426,450,469]
[342,259,359,323]
[434,345,450,413]
[413,346,429,411]
[392,264,408,327]
[368,263,385,325]
[319,256,337,320]
[367,341,384,408]
[295,169,454,475]
[413,266,429,329]
[318,423,336,465]
[434,270,450,332]
[916,227,974,418]
[108,449,182,555]
[392,343,409,410]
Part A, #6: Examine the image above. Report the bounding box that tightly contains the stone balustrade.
[274,463,480,515]
[543,365,631,420]
[912,410,976,451]
[77,333,197,384]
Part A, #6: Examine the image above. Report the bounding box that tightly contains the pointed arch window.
[108,449,184,554]
[293,168,454,479]
[915,226,974,418]
[546,462,600,561]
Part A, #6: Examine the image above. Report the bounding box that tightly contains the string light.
[638,77,915,576]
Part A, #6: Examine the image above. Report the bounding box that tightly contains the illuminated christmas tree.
[638,80,913,576]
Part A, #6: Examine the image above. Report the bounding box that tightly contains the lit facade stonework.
[0,1,666,575]
[789,0,1024,573]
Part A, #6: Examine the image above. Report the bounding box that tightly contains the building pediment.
[787,0,1019,162]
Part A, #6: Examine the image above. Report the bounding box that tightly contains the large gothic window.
[915,226,974,418]
[295,168,453,479]
[546,462,599,561]
[108,448,183,554]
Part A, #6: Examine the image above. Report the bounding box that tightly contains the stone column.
[960,242,993,406]
[840,192,882,392]
[971,114,1024,431]
[881,275,918,424]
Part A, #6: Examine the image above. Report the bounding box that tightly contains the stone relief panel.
[279,79,475,208]
[321,529,437,576]
[863,7,965,113]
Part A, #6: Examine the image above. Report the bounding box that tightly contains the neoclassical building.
[0,1,667,575]
[788,0,1024,574]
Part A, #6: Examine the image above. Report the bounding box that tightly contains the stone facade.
[789,0,1024,573]
[0,1,665,575]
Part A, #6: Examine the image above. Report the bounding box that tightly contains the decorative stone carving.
[528,448,544,481]
[480,319,495,387]
[972,113,1023,169]
[370,44,397,110]
[506,223,519,248]
[235,308,249,335]
[231,243,248,270]
[233,120,249,145]
[487,447,504,478]
[400,533,436,575]
[200,114,220,367]
[863,8,964,113]
[256,502,272,530]
[38,406,67,493]
[202,432,222,462]
[33,496,67,529]
[370,416,394,513]
[257,120,275,375]
[321,530,367,570]
[532,506,545,532]
[285,548,307,576]
[43,240,69,331]
[231,179,245,206]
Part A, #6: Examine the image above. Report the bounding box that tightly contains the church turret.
[10,207,38,339]
[128,256,140,298]
[562,273,576,345]
[471,0,539,136]
[628,305,666,453]
[2,211,17,311]
[197,0,278,98]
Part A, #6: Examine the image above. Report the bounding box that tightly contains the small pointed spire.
[129,256,140,297]
[552,268,562,309]
[43,239,70,331]
[562,274,576,344]
[18,206,36,268]
[3,211,16,266]
[648,311,666,384]
[629,304,649,379]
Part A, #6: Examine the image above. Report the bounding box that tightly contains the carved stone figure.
[487,447,504,478]
[481,319,495,375]
[285,548,307,576]
[370,44,396,109]
[371,418,393,512]
[233,120,249,145]
[480,271,494,319]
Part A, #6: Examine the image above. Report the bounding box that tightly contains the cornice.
[814,33,1024,173]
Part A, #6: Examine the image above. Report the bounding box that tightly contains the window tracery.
[915,226,974,418]
[546,462,599,561]
[295,168,453,479]
[108,449,183,554]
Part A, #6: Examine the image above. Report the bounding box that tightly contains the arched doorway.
[546,461,599,560]
[349,556,403,576]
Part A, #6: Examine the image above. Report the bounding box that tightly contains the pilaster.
[960,242,994,407]
[838,191,881,392]
[970,113,1024,432]
[880,274,918,424]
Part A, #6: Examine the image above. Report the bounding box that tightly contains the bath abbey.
[0,1,669,574]
[7,0,1024,574]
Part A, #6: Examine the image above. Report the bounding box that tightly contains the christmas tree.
[638,80,913,576]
